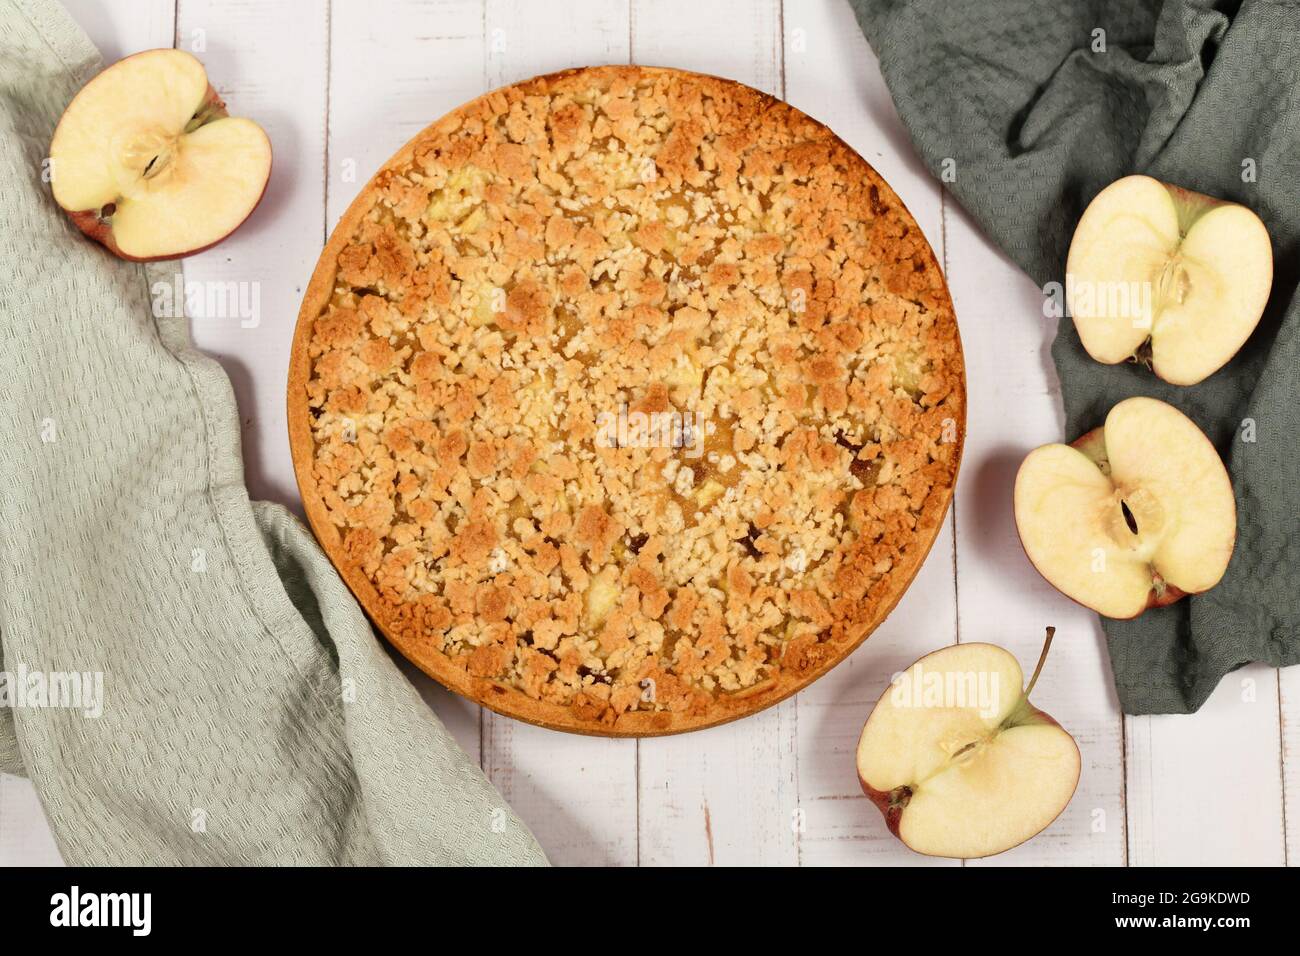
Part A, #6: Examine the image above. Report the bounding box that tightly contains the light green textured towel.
[0,0,546,866]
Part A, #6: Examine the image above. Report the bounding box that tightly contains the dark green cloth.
[851,0,1300,713]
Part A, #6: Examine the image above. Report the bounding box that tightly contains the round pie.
[288,66,965,736]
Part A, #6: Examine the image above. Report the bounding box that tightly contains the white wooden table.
[2,0,1296,868]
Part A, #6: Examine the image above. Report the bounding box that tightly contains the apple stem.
[1025,627,1056,697]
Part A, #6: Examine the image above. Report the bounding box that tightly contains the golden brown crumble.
[291,66,964,734]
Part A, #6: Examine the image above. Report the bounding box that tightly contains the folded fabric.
[0,0,546,865]
[851,0,1300,713]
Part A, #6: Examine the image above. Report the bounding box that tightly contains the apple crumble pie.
[288,66,964,735]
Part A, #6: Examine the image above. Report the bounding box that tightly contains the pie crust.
[287,66,965,736]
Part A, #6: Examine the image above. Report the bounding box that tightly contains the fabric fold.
[0,0,546,865]
[852,0,1300,712]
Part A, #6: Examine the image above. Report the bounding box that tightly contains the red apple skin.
[1162,182,1228,218]
[1011,427,1208,619]
[858,777,907,838]
[1065,429,1191,610]
[1069,426,1106,463]
[857,702,1080,859]
[1017,702,1066,731]
[200,84,228,117]
[53,80,270,263]
[63,170,271,263]
[1145,576,1188,611]
[1014,515,1188,620]
[1072,179,1268,387]
[66,207,117,252]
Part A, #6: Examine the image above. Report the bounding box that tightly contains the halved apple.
[49,49,271,261]
[856,631,1080,859]
[1014,397,1236,619]
[1065,175,1272,385]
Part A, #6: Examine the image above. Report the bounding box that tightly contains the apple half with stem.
[1014,396,1236,619]
[856,630,1080,859]
[49,49,271,261]
[1066,174,1272,386]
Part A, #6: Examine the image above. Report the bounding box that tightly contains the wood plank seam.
[322,0,333,246]
[1278,677,1290,866]
[938,177,966,873]
[777,0,804,868]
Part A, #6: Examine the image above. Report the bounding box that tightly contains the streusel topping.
[299,67,963,730]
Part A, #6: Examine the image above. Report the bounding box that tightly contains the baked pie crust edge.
[287,65,966,737]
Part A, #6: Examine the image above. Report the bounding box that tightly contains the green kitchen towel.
[0,0,546,865]
[851,0,1300,713]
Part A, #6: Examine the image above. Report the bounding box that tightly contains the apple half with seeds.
[1066,175,1272,386]
[1014,396,1236,619]
[49,49,271,261]
[856,630,1080,859]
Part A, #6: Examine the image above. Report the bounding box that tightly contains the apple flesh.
[1066,175,1272,386]
[856,630,1080,859]
[1014,396,1236,619]
[49,49,271,261]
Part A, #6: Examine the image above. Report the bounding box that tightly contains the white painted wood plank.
[60,0,175,59]
[782,0,940,242]
[328,0,487,231]
[942,199,1127,866]
[1281,666,1299,865]
[486,0,628,87]
[326,0,487,763]
[0,774,64,867]
[483,726,637,866]
[1128,665,1285,866]
[476,0,640,866]
[173,0,328,508]
[3,0,180,871]
[789,533,957,867]
[170,4,485,770]
[631,0,781,86]
[630,0,799,867]
[39,0,1291,871]
[786,0,1123,866]
[781,0,955,867]
[638,702,798,866]
[831,0,1275,869]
